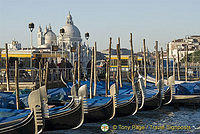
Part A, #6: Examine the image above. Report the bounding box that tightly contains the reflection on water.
[46,106,200,134]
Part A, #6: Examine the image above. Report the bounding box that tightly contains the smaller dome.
[44,30,57,45]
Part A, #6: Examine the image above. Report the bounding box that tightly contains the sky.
[0,0,200,52]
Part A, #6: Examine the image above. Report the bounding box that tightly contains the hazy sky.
[0,0,200,52]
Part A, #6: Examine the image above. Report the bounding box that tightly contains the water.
[45,106,200,134]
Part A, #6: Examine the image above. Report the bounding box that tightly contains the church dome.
[44,29,57,45]
[62,25,81,38]
[61,12,81,38]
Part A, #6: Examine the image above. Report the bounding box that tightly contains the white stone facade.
[37,12,91,68]
[168,36,200,62]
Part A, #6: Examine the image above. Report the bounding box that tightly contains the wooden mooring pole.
[78,43,81,88]
[185,45,188,81]
[173,56,176,81]
[143,39,147,87]
[158,53,161,81]
[167,44,169,84]
[155,41,158,86]
[161,47,164,82]
[108,37,112,91]
[5,43,10,91]
[116,43,119,94]
[93,42,97,97]
[130,33,134,86]
[15,60,20,110]
[45,62,49,89]
[39,61,42,87]
[73,62,77,85]
[118,38,122,88]
[177,49,180,80]
[89,47,94,99]
[105,61,108,97]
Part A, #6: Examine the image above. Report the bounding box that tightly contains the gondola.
[38,85,84,131]
[137,78,163,111]
[0,109,35,134]
[0,84,85,131]
[139,74,174,106]
[115,91,138,117]
[61,76,116,123]
[74,84,116,123]
[0,86,45,134]
[79,80,138,118]
[126,75,160,111]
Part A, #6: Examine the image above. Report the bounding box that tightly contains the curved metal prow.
[137,78,145,110]
[70,84,78,98]
[78,84,88,98]
[61,73,69,88]
[156,80,163,110]
[28,87,45,134]
[168,76,175,95]
[109,84,116,120]
[72,96,84,129]
[131,82,138,115]
[163,76,175,105]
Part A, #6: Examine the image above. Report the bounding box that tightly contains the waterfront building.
[168,36,200,62]
[37,12,91,68]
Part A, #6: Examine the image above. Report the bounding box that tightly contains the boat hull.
[84,97,114,123]
[0,111,35,134]
[115,95,137,117]
[141,90,162,111]
[44,100,83,131]
[163,87,172,105]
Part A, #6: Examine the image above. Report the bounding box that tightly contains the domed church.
[37,24,57,48]
[37,12,91,67]
[59,12,82,50]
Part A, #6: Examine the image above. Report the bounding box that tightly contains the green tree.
[181,50,200,63]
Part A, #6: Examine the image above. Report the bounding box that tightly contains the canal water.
[46,106,200,134]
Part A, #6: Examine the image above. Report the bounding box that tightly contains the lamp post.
[28,23,34,50]
[85,32,90,56]
[29,23,34,69]
[60,28,65,57]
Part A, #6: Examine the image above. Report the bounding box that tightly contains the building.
[168,36,200,62]
[37,25,57,49]
[58,12,82,51]
[36,12,91,67]
[8,40,22,50]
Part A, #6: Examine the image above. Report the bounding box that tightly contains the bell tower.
[37,26,43,46]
